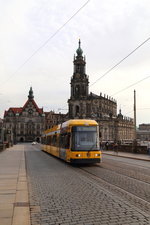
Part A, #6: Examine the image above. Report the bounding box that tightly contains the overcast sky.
[0,0,150,126]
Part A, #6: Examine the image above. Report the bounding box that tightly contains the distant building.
[3,87,45,143]
[0,118,3,128]
[44,111,67,130]
[0,118,4,143]
[138,124,150,130]
[137,124,150,141]
[68,40,134,142]
[0,118,13,145]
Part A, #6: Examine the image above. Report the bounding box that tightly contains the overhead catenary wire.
[111,75,150,118]
[0,0,90,89]
[124,108,150,116]
[90,36,150,87]
[111,75,150,96]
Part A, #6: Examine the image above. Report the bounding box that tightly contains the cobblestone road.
[25,144,150,225]
[80,164,150,202]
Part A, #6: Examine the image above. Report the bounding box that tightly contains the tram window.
[56,135,59,147]
[45,137,47,144]
[47,136,51,145]
[71,126,98,151]
[52,135,57,146]
[51,136,53,145]
[60,133,70,149]
[60,135,63,147]
[60,134,65,148]
[60,134,63,147]
[65,133,70,148]
[49,136,51,145]
[46,137,49,145]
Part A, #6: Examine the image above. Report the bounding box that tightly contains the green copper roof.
[28,87,34,99]
[76,39,83,56]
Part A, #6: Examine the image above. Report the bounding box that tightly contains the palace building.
[68,40,134,142]
[2,41,134,144]
[3,87,45,143]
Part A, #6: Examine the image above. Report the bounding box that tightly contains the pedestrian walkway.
[0,144,30,225]
[102,150,150,161]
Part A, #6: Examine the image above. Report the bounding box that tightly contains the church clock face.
[28,109,33,114]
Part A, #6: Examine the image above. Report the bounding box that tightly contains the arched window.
[20,137,24,142]
[75,85,80,97]
[75,105,80,116]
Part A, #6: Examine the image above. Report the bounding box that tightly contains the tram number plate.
[87,152,91,157]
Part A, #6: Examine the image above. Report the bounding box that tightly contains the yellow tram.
[41,119,102,164]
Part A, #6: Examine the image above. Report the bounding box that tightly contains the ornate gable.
[21,88,43,116]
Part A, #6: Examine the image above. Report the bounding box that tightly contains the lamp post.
[14,113,19,144]
[1,127,5,144]
[133,90,137,153]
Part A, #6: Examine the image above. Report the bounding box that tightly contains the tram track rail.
[87,164,150,203]
[71,163,150,214]
[96,162,150,184]
[103,157,150,177]
[103,154,150,170]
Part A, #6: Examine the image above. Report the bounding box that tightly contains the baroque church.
[68,40,134,142]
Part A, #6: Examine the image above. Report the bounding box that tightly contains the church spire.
[76,39,83,56]
[79,39,81,48]
[73,39,86,75]
[28,87,34,100]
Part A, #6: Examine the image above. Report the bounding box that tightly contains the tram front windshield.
[72,126,99,151]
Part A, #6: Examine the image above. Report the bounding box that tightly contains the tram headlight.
[76,154,81,157]
[95,153,100,157]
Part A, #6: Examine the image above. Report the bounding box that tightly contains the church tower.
[70,39,89,100]
[68,40,89,118]
[68,41,134,142]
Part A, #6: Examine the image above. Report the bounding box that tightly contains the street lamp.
[14,113,19,144]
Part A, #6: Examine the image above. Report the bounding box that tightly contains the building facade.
[44,111,67,130]
[137,124,150,141]
[3,87,45,143]
[68,40,134,142]
[0,118,4,143]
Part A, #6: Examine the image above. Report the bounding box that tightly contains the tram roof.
[61,119,98,128]
[43,119,98,135]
